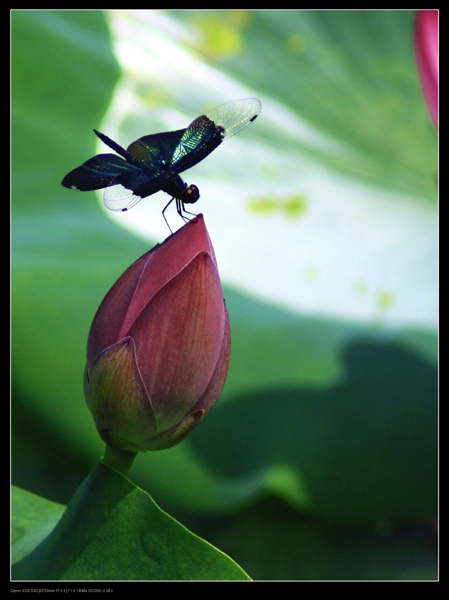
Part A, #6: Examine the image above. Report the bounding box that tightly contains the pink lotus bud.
[84,215,230,452]
[414,10,439,128]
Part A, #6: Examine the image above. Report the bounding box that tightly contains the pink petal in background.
[414,10,439,128]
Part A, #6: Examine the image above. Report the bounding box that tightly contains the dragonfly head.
[181,184,200,205]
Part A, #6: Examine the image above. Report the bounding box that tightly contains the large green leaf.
[12,461,250,580]
[179,10,436,200]
[11,8,145,495]
[186,495,438,580]
[11,486,65,565]
[12,9,437,564]
[191,339,438,525]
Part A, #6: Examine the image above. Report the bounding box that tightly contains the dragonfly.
[61,98,262,228]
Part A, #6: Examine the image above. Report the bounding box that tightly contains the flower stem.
[102,444,137,476]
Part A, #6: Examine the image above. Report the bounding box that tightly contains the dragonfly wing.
[103,170,168,212]
[126,130,186,169]
[170,98,262,173]
[61,154,140,191]
[103,184,143,212]
[205,98,262,141]
[104,130,191,211]
[170,115,223,174]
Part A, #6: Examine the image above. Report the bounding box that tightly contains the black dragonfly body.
[61,98,261,225]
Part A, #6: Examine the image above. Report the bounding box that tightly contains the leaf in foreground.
[12,460,251,581]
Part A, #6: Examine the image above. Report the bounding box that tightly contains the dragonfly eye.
[182,184,200,205]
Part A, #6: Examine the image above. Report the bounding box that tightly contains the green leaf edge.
[11,459,251,581]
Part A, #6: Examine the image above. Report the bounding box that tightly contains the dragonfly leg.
[178,199,197,221]
[162,197,175,233]
[176,199,190,223]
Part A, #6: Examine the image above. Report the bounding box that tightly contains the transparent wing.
[205,98,262,141]
[170,98,262,173]
[103,167,169,212]
[103,183,143,212]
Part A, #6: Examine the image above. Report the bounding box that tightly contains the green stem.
[102,444,137,476]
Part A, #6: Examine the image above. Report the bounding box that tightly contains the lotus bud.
[84,215,230,452]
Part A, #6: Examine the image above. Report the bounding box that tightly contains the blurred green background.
[12,10,437,580]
